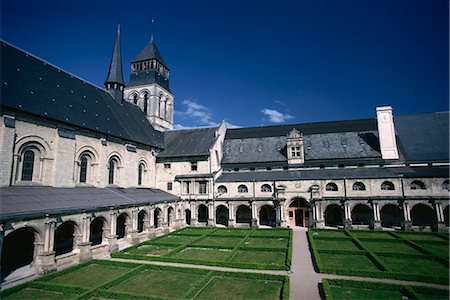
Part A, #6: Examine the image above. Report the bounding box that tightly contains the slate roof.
[395,112,449,162]
[133,40,168,67]
[158,126,219,159]
[216,166,449,182]
[128,69,170,91]
[0,41,164,149]
[0,187,179,221]
[104,25,125,86]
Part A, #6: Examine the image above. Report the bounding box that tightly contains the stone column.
[34,218,56,274]
[207,202,215,227]
[228,202,235,227]
[128,208,140,245]
[78,214,92,261]
[251,202,258,227]
[190,202,198,226]
[372,202,381,229]
[402,201,412,230]
[279,201,287,228]
[107,210,118,252]
[435,202,446,232]
[344,201,352,229]
[314,201,325,228]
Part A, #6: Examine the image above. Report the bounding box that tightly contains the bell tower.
[123,37,174,131]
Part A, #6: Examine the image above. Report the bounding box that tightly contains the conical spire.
[132,39,168,68]
[105,24,125,86]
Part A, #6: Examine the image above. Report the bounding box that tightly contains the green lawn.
[211,228,254,236]
[415,241,449,259]
[362,241,421,254]
[349,231,396,239]
[194,276,283,300]
[319,253,381,272]
[172,247,232,261]
[314,238,360,251]
[229,250,287,266]
[379,256,448,277]
[1,260,289,300]
[244,237,288,249]
[193,236,242,247]
[309,230,348,238]
[124,244,174,256]
[396,232,447,242]
[153,234,199,245]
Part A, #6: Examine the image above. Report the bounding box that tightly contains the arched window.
[442,180,449,191]
[217,185,227,194]
[132,93,138,104]
[352,182,366,191]
[143,92,148,114]
[261,184,272,193]
[238,185,248,193]
[325,182,338,191]
[410,180,426,190]
[381,181,395,191]
[79,155,88,183]
[108,157,119,185]
[138,163,144,186]
[21,150,35,181]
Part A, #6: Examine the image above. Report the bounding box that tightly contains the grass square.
[172,247,231,262]
[349,231,396,239]
[194,276,283,300]
[397,233,447,242]
[328,286,404,300]
[176,227,215,235]
[2,288,75,300]
[319,253,380,272]
[251,229,290,238]
[48,263,130,287]
[244,237,288,249]
[361,241,421,255]
[379,256,448,278]
[212,228,253,236]
[124,244,174,256]
[152,234,198,245]
[193,236,242,247]
[310,230,348,238]
[109,268,203,298]
[415,241,449,259]
[314,239,360,251]
[229,250,286,266]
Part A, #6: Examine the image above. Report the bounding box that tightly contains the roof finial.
[151,18,155,41]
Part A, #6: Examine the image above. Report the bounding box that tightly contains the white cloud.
[261,108,294,123]
[175,99,216,126]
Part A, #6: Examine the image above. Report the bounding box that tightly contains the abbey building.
[0,27,448,282]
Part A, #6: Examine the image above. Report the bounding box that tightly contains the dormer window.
[286,128,304,165]
[191,161,198,171]
[291,146,302,157]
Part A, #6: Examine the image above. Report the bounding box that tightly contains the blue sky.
[2,0,448,128]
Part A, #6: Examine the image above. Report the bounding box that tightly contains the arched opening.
[1,228,36,280]
[216,205,229,226]
[167,207,174,226]
[410,180,426,190]
[116,213,127,239]
[21,149,35,181]
[261,184,272,193]
[198,204,208,223]
[380,204,402,227]
[138,210,146,233]
[442,180,449,191]
[185,209,191,225]
[54,222,76,256]
[325,182,338,191]
[352,182,366,191]
[259,205,276,227]
[444,206,449,227]
[217,185,227,194]
[288,198,310,227]
[108,157,119,185]
[143,93,148,114]
[411,204,434,227]
[154,208,162,228]
[351,204,373,226]
[79,155,88,183]
[324,204,343,227]
[138,163,144,186]
[381,181,395,191]
[238,185,248,193]
[90,217,105,246]
[236,205,251,225]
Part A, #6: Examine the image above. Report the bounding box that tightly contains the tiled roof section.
[222,131,381,165]
[0,41,164,149]
[158,126,219,158]
[128,69,170,91]
[216,166,449,182]
[226,118,378,139]
[0,187,179,221]
[395,112,449,162]
[133,40,167,67]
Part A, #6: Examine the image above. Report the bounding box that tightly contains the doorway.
[288,198,310,227]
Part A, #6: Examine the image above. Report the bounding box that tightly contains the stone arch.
[380,204,402,227]
[198,204,208,223]
[411,203,434,227]
[107,153,122,185]
[352,182,366,191]
[90,217,107,246]
[76,148,98,184]
[261,184,272,193]
[216,205,229,226]
[259,205,276,227]
[288,198,311,227]
[351,204,372,226]
[116,213,129,239]
[324,204,343,227]
[325,182,338,191]
[185,209,191,225]
[236,205,251,225]
[1,227,39,280]
[167,206,174,226]
[14,136,52,183]
[54,221,79,256]
[381,181,395,191]
[154,208,162,228]
[138,210,147,233]
[136,157,149,186]
[410,180,426,190]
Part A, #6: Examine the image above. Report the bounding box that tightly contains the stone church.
[0,26,448,282]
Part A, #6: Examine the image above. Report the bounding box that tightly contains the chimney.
[376,106,399,160]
